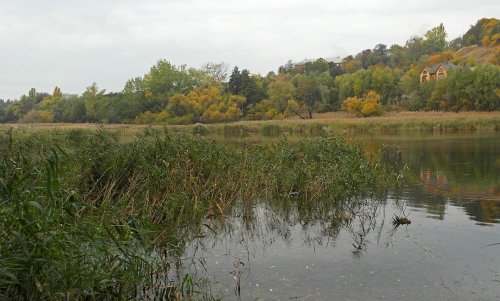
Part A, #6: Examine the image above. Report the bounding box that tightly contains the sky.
[0,0,498,100]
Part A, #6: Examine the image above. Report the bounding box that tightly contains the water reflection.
[180,131,500,300]
[216,131,500,224]
[370,132,500,224]
[184,195,500,300]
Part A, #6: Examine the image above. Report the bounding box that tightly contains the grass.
[0,127,399,300]
[206,111,500,134]
[1,111,498,141]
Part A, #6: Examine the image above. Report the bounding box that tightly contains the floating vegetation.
[392,215,412,226]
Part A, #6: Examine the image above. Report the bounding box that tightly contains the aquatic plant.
[0,127,398,299]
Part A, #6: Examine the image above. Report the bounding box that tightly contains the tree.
[342,56,362,73]
[360,91,383,116]
[143,60,203,111]
[294,75,320,118]
[303,59,330,75]
[39,89,65,122]
[462,18,500,46]
[370,66,401,104]
[342,91,383,117]
[278,60,295,74]
[405,36,425,63]
[83,83,106,121]
[423,23,448,53]
[53,86,62,98]
[21,110,54,123]
[0,99,16,123]
[228,67,242,94]
[470,65,499,110]
[240,70,265,106]
[201,62,229,84]
[267,77,296,112]
[122,77,148,119]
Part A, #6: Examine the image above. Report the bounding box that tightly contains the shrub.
[193,122,209,135]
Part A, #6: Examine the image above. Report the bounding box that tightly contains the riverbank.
[1,112,499,138]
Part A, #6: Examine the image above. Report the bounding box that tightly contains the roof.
[422,62,457,74]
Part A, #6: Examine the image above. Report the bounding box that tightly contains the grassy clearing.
[0,127,399,300]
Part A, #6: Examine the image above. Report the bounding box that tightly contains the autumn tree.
[342,91,383,117]
[462,18,500,46]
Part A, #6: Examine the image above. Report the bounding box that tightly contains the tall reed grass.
[0,127,398,299]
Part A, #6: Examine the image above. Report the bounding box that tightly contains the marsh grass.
[0,127,398,299]
[188,111,500,136]
[2,111,497,142]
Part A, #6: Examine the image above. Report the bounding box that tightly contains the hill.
[456,45,500,65]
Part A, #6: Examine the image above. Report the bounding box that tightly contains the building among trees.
[420,63,457,83]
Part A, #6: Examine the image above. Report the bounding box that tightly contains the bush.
[192,123,209,135]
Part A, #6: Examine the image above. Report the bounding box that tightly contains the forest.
[0,18,499,124]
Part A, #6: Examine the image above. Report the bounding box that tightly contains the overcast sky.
[0,0,498,100]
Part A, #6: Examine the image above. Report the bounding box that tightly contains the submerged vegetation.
[0,127,399,299]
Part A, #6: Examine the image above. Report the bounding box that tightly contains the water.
[184,131,500,300]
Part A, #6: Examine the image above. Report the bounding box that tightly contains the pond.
[182,131,499,300]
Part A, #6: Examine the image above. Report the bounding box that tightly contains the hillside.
[456,44,500,65]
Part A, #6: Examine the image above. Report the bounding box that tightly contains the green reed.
[0,127,398,300]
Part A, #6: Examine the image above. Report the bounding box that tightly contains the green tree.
[83,83,106,121]
[294,75,320,118]
[228,67,242,95]
[53,86,63,98]
[267,76,296,112]
[472,65,500,111]
[423,23,448,53]
[240,70,265,106]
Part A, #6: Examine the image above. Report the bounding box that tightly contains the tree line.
[1,18,499,124]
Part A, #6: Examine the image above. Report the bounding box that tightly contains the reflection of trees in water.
[177,196,420,299]
[460,199,500,224]
[376,135,499,224]
[190,196,402,263]
[347,200,382,258]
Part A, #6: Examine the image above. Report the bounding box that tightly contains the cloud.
[0,0,498,99]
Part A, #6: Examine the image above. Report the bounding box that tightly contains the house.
[420,63,457,83]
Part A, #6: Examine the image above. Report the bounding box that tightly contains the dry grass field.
[1,111,499,138]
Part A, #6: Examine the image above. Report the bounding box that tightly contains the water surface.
[185,131,500,300]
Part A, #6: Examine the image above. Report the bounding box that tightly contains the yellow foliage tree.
[21,110,54,123]
[166,87,244,123]
[341,96,362,116]
[342,91,383,117]
[360,91,383,116]
[427,50,457,66]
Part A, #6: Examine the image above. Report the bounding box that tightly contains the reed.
[0,127,398,299]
